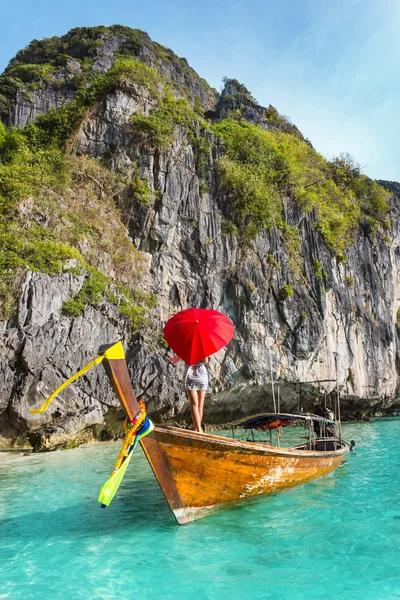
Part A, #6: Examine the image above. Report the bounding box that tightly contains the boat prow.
[141,426,350,524]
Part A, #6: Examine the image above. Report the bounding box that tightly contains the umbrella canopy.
[163,308,234,366]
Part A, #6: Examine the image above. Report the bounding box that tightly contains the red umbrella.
[163,308,234,366]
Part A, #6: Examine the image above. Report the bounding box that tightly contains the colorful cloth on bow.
[98,415,154,508]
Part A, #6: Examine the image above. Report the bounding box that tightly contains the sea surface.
[1,419,400,600]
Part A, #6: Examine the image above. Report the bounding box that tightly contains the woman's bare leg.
[188,390,203,433]
[198,390,206,426]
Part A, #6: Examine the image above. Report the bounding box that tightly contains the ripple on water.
[1,421,400,599]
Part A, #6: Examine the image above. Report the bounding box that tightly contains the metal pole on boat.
[334,352,342,443]
[267,335,277,414]
[267,299,277,414]
[336,379,342,443]
[276,428,281,448]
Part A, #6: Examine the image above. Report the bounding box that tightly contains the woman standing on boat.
[170,354,209,432]
[184,357,209,433]
[164,307,234,433]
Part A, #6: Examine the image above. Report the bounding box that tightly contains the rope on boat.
[267,300,277,414]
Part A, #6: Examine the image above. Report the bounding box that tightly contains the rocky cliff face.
[1,26,217,128]
[1,27,400,450]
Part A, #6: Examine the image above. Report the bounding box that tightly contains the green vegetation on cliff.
[0,25,393,319]
[0,120,153,323]
[211,113,390,258]
[132,88,201,148]
[221,77,302,138]
[0,25,216,122]
[15,57,163,151]
[131,87,212,180]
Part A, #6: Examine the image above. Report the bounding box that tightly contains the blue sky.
[1,0,399,181]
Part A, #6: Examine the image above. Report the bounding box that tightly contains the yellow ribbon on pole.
[30,355,105,414]
[27,340,154,509]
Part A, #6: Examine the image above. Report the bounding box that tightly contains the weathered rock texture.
[1,28,400,450]
[3,26,217,128]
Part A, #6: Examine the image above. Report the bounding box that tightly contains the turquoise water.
[1,420,400,599]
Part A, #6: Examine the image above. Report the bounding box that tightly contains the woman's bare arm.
[169,354,181,365]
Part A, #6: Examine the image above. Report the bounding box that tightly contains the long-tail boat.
[31,341,351,525]
[98,342,351,524]
[141,423,349,524]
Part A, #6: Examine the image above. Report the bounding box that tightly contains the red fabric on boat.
[163,308,234,366]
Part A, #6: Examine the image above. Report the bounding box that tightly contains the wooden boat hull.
[141,426,349,524]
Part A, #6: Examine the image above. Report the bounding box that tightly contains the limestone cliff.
[1,26,399,450]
